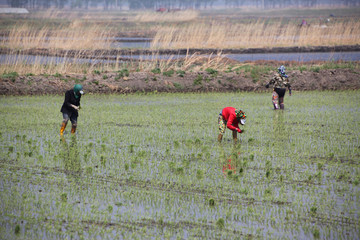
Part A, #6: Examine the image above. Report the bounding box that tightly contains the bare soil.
[1,64,359,95]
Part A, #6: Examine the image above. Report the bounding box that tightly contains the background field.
[1,7,360,51]
[0,91,359,239]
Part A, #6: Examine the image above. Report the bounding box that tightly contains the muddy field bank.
[0,68,359,95]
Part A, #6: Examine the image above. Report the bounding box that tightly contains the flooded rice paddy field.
[0,91,359,239]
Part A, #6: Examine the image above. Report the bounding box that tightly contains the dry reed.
[0,50,230,75]
[2,22,114,50]
[135,51,229,73]
[151,19,360,49]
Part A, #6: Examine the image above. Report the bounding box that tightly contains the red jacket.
[221,107,239,131]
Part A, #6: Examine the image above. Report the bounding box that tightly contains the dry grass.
[151,19,360,49]
[2,22,114,50]
[0,50,230,75]
[2,8,359,75]
[134,10,198,22]
[0,55,98,75]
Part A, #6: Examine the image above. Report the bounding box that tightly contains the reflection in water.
[272,111,290,152]
[2,51,359,65]
[273,111,285,135]
[60,135,81,174]
[219,145,242,177]
[223,158,236,175]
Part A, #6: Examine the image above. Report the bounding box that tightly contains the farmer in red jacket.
[218,107,246,143]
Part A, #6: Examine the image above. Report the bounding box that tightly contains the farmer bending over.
[218,107,246,144]
[265,65,292,110]
[60,84,84,136]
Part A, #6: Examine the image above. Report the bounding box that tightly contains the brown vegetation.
[1,8,359,95]
[151,20,360,49]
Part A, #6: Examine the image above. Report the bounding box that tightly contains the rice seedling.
[0,91,359,239]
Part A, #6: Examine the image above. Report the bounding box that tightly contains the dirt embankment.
[1,68,359,95]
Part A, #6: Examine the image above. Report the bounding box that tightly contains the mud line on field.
[102,122,144,127]
[309,155,360,165]
[0,211,249,239]
[1,160,358,229]
[299,214,358,228]
[0,156,353,190]
[3,153,354,193]
[0,160,290,207]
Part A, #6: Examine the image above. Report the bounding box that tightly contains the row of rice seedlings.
[1,92,359,239]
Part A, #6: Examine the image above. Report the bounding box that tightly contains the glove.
[265,83,270,88]
[236,128,242,133]
[72,105,79,111]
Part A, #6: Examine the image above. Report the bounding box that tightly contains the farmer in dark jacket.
[60,84,84,135]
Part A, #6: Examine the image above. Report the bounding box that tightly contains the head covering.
[278,65,288,78]
[235,109,246,125]
[73,84,84,98]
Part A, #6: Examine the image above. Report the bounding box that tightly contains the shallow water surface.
[1,51,359,65]
[0,92,359,239]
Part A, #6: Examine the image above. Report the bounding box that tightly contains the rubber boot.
[279,97,284,110]
[218,134,223,143]
[232,131,238,144]
[71,125,77,134]
[60,122,67,136]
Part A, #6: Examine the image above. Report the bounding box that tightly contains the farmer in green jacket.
[265,65,292,110]
[60,84,84,135]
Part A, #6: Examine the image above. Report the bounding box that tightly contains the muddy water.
[0,92,359,239]
[1,51,360,65]
[227,51,360,62]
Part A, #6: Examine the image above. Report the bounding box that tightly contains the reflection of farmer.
[223,158,236,175]
[218,107,246,143]
[219,145,241,177]
[60,84,84,135]
[265,66,292,110]
[60,135,81,173]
